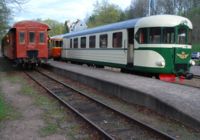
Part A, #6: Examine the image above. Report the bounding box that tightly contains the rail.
[25,70,176,140]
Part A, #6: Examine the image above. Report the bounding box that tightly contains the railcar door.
[37,29,48,58]
[127,28,134,67]
[17,29,27,58]
[27,29,39,59]
[174,25,191,74]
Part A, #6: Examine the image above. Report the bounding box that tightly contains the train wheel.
[185,73,193,80]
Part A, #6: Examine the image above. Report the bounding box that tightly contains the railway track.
[194,75,200,79]
[174,74,200,89]
[25,70,175,140]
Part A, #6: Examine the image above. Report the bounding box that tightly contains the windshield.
[178,27,187,44]
[135,26,191,45]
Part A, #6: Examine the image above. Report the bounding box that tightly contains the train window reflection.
[55,41,62,47]
[100,34,108,48]
[19,32,25,44]
[73,38,78,48]
[81,37,86,48]
[39,32,45,43]
[162,28,175,44]
[135,28,148,44]
[149,28,161,44]
[178,27,187,44]
[70,39,72,48]
[29,32,35,43]
[113,32,122,48]
[89,36,96,48]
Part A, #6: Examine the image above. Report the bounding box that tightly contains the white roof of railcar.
[135,15,193,29]
[63,18,140,38]
[50,34,65,40]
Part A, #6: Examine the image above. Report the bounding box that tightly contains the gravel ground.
[190,66,200,76]
[0,59,100,140]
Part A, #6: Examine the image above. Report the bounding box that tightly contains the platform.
[46,60,200,130]
[190,66,200,76]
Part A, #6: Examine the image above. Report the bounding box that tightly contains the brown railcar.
[1,20,50,67]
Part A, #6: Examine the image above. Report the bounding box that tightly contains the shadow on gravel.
[0,58,15,72]
[0,58,35,72]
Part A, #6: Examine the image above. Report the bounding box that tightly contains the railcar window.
[89,36,96,48]
[100,34,108,48]
[19,32,25,44]
[73,38,78,48]
[113,32,122,48]
[149,28,161,44]
[178,27,187,44]
[60,41,63,47]
[135,28,148,44]
[39,32,45,43]
[29,32,35,43]
[162,28,175,44]
[81,37,86,48]
[55,41,59,47]
[70,39,73,48]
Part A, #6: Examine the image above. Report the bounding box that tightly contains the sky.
[12,0,132,24]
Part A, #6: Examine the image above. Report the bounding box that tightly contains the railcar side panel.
[62,49,128,65]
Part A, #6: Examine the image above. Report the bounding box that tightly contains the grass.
[0,74,22,122]
[40,123,58,137]
[0,92,9,121]
[0,89,20,121]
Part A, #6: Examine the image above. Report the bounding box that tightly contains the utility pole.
[149,0,155,16]
[149,0,151,16]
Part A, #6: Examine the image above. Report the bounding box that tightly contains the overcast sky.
[12,0,132,24]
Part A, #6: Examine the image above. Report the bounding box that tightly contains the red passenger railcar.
[1,20,50,67]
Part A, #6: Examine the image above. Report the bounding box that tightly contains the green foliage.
[0,0,11,40]
[125,0,148,19]
[192,43,200,52]
[86,0,124,28]
[187,7,200,44]
[41,19,67,37]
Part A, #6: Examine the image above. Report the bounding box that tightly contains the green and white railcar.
[62,15,194,78]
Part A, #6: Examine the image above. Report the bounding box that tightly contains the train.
[1,20,50,68]
[59,15,195,80]
[49,34,63,60]
[1,15,195,80]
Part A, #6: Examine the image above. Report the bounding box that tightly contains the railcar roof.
[12,20,50,30]
[51,34,65,39]
[63,18,140,38]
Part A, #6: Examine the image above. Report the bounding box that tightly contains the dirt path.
[0,78,66,140]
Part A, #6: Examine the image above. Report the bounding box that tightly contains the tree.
[0,0,11,39]
[125,0,148,19]
[41,19,66,37]
[0,0,27,40]
[86,0,123,27]
[187,7,200,44]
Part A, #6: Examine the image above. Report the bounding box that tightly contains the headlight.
[156,61,165,67]
[190,60,195,66]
